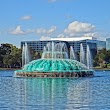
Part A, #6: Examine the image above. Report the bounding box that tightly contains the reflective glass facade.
[97,41,106,50]
[21,40,97,58]
[106,38,110,50]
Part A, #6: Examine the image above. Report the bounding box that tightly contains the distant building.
[21,37,97,52]
[97,40,106,50]
[21,41,50,52]
[21,37,97,59]
[106,38,110,50]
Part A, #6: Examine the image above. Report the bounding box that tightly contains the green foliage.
[32,51,42,60]
[107,63,110,66]
[0,43,22,68]
[94,48,110,68]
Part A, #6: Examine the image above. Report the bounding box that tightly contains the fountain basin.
[15,59,94,77]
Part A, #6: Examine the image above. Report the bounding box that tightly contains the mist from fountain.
[70,46,77,60]
[86,44,93,69]
[41,42,69,59]
[22,44,25,67]
[42,46,46,59]
[22,42,31,67]
[80,43,85,64]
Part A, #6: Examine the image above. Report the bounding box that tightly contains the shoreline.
[93,68,110,70]
[0,68,21,70]
[1,67,110,71]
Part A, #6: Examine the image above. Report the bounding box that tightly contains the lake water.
[0,70,110,110]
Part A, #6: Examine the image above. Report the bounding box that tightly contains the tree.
[0,43,12,67]
[94,48,110,68]
[0,43,22,68]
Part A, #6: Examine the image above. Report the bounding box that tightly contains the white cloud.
[57,33,68,38]
[88,32,106,41]
[9,20,98,40]
[83,32,97,37]
[36,26,57,35]
[57,33,65,38]
[21,16,32,20]
[9,25,56,36]
[64,21,95,36]
[10,26,25,35]
[40,36,51,40]
[47,26,57,34]
[36,28,47,34]
[10,26,33,35]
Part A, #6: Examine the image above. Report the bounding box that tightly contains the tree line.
[0,43,22,68]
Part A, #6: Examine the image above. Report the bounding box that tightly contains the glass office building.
[97,40,106,50]
[21,38,97,59]
[21,41,50,52]
[106,38,110,50]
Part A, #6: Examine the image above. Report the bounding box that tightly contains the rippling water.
[0,70,110,110]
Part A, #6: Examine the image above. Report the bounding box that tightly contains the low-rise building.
[21,37,97,59]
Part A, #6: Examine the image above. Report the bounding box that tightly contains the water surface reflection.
[0,71,110,110]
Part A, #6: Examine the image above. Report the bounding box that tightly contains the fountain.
[22,42,31,67]
[80,43,85,65]
[70,46,77,60]
[42,42,68,59]
[22,44,25,67]
[86,44,93,69]
[15,41,93,77]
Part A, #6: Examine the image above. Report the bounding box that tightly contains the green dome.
[19,59,90,73]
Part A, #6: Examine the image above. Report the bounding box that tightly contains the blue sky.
[0,0,110,47]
